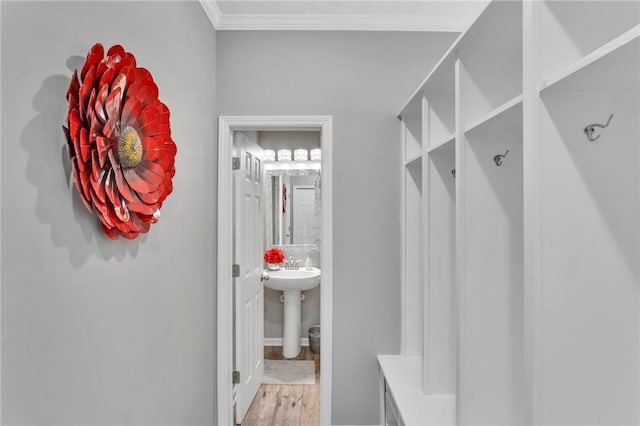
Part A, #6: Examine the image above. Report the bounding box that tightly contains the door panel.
[234,132,264,424]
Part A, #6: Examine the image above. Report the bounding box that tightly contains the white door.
[292,185,316,245]
[233,131,264,424]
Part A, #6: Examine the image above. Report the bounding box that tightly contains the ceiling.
[199,0,489,32]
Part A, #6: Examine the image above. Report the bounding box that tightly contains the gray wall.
[1,2,216,425]
[217,30,457,425]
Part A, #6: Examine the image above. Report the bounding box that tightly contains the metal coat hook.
[493,150,509,167]
[584,113,613,142]
[451,169,456,178]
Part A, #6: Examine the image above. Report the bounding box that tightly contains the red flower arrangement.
[63,43,177,240]
[264,247,285,264]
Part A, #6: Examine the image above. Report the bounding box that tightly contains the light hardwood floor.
[241,346,320,426]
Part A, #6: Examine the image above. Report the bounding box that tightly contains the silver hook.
[451,169,456,178]
[584,113,613,142]
[493,150,509,167]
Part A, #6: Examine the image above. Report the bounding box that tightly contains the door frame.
[217,116,333,426]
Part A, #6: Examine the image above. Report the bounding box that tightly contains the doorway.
[217,116,333,425]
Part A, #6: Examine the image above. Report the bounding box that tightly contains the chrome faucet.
[286,256,301,270]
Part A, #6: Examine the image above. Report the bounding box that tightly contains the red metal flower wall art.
[63,43,176,240]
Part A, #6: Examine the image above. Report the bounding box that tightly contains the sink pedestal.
[263,267,321,359]
[282,290,302,358]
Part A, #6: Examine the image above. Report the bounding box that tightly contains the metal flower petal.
[63,43,177,240]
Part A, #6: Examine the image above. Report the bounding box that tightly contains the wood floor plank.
[241,346,320,426]
[300,384,320,426]
[242,384,280,426]
[272,385,303,426]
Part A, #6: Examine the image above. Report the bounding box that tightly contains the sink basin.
[263,267,321,358]
[264,267,321,291]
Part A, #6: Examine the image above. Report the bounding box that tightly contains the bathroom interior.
[233,130,322,425]
[2,1,639,425]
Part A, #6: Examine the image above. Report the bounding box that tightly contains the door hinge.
[233,370,240,384]
[232,264,240,278]
[232,157,240,170]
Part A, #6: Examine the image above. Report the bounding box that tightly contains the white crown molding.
[215,13,469,32]
[199,0,474,32]
[199,0,221,29]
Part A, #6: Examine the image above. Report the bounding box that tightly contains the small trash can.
[309,325,321,354]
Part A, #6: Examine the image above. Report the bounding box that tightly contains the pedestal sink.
[264,267,321,358]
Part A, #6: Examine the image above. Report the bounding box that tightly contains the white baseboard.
[264,337,310,347]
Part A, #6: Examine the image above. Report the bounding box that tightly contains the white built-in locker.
[379,1,640,425]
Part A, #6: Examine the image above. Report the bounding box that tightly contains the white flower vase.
[267,263,280,271]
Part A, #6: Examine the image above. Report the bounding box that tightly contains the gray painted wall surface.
[1,1,216,424]
[217,30,457,425]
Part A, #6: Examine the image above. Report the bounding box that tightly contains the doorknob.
[260,271,270,282]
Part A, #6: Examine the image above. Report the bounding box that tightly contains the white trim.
[421,95,430,395]
[217,118,233,426]
[522,3,541,424]
[217,116,333,426]
[0,2,3,421]
[199,0,479,32]
[400,120,408,357]
[199,0,221,28]
[264,337,310,347]
[319,116,333,426]
[453,57,464,424]
[214,14,470,32]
